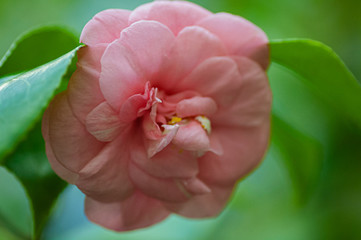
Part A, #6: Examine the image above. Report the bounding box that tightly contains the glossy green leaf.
[4,122,67,240]
[0,166,34,239]
[270,39,361,127]
[0,26,78,77]
[0,46,80,160]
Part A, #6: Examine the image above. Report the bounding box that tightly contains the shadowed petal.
[85,191,169,231]
[172,121,210,152]
[176,96,217,118]
[163,183,234,218]
[48,92,104,173]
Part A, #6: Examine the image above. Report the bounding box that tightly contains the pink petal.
[100,20,174,111]
[85,101,123,142]
[145,124,179,158]
[159,26,226,90]
[119,93,149,123]
[42,108,79,183]
[129,162,202,203]
[129,1,211,35]
[48,92,104,173]
[119,20,175,79]
[76,128,134,202]
[212,57,272,127]
[197,13,269,69]
[179,56,242,108]
[172,121,210,152]
[131,135,198,178]
[198,122,270,185]
[176,96,217,118]
[85,191,169,231]
[67,45,106,123]
[163,183,234,218]
[80,9,131,46]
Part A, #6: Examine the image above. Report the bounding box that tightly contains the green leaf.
[270,39,361,127]
[271,114,323,203]
[0,26,78,77]
[0,43,81,160]
[4,122,67,240]
[0,166,34,240]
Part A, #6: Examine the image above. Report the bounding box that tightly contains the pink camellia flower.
[42,0,271,231]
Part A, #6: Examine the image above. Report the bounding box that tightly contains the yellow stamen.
[195,116,211,134]
[168,116,182,125]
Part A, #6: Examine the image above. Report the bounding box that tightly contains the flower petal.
[67,45,106,123]
[129,1,211,35]
[42,108,79,183]
[48,92,104,173]
[197,13,269,69]
[179,57,242,108]
[131,135,198,178]
[76,128,134,202]
[159,26,226,89]
[163,183,234,218]
[80,9,131,46]
[85,101,123,142]
[198,122,270,185]
[176,96,217,118]
[172,121,210,152]
[212,57,272,127]
[85,191,169,231]
[129,162,200,203]
[120,20,175,79]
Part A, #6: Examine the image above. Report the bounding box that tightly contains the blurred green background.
[0,0,360,240]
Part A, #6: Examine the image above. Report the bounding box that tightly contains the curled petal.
[172,121,210,152]
[129,1,211,35]
[85,192,169,231]
[197,13,269,69]
[80,9,131,46]
[176,96,217,118]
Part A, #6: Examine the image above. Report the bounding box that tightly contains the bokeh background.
[0,0,360,239]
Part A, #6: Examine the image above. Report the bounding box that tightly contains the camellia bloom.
[42,0,271,231]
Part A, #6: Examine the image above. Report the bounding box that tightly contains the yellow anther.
[195,116,211,134]
[168,116,182,125]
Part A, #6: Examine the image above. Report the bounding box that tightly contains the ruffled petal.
[131,138,198,178]
[159,26,226,89]
[197,13,269,69]
[179,57,242,108]
[48,92,104,172]
[85,101,123,142]
[176,96,217,118]
[100,20,174,111]
[212,57,272,127]
[129,1,211,35]
[80,9,131,46]
[198,122,270,185]
[163,183,234,218]
[85,191,169,231]
[172,121,210,152]
[129,162,204,203]
[76,127,134,202]
[42,107,79,183]
[67,45,106,123]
